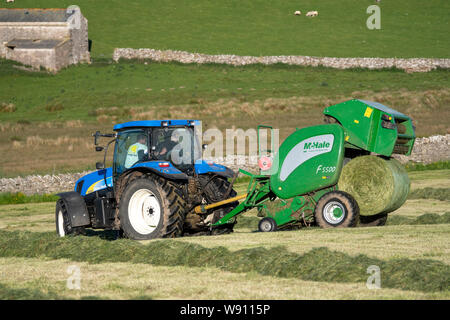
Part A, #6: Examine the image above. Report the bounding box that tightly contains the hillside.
[2,0,449,58]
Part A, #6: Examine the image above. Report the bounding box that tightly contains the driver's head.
[137,134,147,144]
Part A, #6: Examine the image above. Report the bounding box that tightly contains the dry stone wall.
[113,48,450,73]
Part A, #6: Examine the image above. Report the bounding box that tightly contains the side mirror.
[95,146,104,152]
[93,131,100,145]
[96,162,105,170]
[202,144,208,150]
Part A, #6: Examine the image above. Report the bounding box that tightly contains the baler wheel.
[258,217,277,232]
[314,191,359,228]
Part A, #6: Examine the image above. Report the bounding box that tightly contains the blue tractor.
[56,120,238,240]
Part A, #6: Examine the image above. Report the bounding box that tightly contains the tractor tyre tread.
[55,199,85,236]
[119,175,186,240]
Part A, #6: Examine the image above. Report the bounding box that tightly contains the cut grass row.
[408,188,450,202]
[405,161,450,172]
[386,212,450,226]
[0,283,65,300]
[0,229,448,293]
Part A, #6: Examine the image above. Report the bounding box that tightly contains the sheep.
[6,0,15,3]
[306,11,318,17]
[294,10,301,15]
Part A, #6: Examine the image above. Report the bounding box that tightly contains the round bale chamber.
[338,155,410,216]
[270,124,345,199]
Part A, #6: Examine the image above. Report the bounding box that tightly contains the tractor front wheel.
[55,199,85,237]
[314,191,359,228]
[118,177,186,240]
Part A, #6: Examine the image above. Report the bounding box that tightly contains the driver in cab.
[154,130,180,161]
[124,134,148,169]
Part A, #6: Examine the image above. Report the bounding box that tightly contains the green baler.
[199,99,416,231]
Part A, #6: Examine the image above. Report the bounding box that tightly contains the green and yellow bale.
[338,155,410,216]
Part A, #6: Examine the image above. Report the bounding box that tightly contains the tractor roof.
[113,120,200,131]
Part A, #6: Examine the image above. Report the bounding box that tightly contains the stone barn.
[0,8,90,72]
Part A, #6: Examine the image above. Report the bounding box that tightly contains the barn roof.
[0,8,75,23]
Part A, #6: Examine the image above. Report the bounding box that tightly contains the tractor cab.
[112,120,202,181]
[83,120,233,197]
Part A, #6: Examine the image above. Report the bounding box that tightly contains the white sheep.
[6,0,15,3]
[294,11,301,16]
[306,11,318,17]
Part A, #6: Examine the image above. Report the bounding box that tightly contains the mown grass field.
[2,0,449,58]
[0,0,448,301]
[0,169,448,299]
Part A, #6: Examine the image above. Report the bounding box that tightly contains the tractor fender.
[211,167,236,179]
[124,167,189,181]
[57,191,90,227]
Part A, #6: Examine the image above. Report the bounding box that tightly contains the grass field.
[0,169,448,299]
[2,60,449,124]
[2,0,449,58]
[0,0,448,302]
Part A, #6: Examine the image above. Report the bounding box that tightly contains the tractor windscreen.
[152,127,200,165]
[113,129,149,176]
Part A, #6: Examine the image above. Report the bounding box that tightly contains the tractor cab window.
[152,127,200,165]
[114,129,148,176]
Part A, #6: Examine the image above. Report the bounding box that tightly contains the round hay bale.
[338,155,410,216]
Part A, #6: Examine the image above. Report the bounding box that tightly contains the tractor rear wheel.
[314,191,359,228]
[185,175,238,236]
[359,213,388,227]
[55,199,85,237]
[209,178,238,235]
[118,177,186,240]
